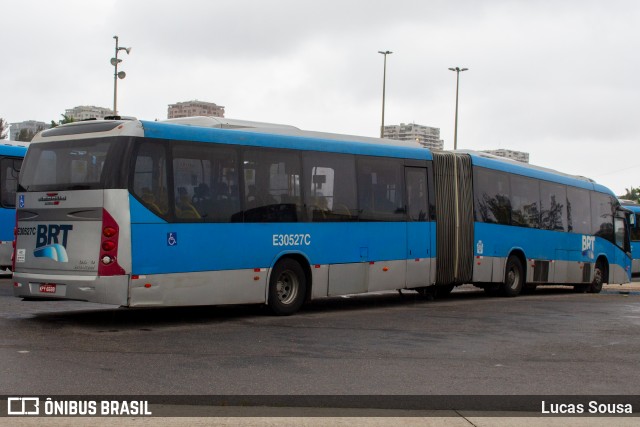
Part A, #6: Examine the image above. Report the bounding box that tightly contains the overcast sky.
[2,0,638,195]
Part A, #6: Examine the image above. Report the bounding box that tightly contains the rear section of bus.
[0,145,27,269]
[12,120,142,305]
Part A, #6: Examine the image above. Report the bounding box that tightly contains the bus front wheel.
[588,262,605,294]
[502,256,524,297]
[268,259,307,315]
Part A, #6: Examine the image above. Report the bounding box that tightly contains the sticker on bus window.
[167,232,178,246]
[19,195,25,208]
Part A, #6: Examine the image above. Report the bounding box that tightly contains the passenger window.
[172,143,240,223]
[132,142,169,217]
[566,186,591,234]
[591,193,615,243]
[632,214,640,242]
[540,182,567,232]
[614,217,628,251]
[510,175,540,228]
[242,149,301,222]
[303,152,357,222]
[0,158,21,208]
[405,167,428,222]
[357,157,405,221]
[473,168,511,225]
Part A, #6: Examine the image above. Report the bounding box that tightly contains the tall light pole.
[378,50,392,138]
[112,35,131,116]
[448,66,468,150]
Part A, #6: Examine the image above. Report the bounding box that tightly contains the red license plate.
[39,284,56,293]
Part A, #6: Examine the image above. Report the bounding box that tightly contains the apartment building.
[382,123,444,150]
[168,100,225,119]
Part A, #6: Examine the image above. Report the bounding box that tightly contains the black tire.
[268,259,307,315]
[588,261,605,294]
[501,256,524,297]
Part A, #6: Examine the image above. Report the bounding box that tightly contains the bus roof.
[0,143,28,157]
[32,117,432,160]
[140,118,433,161]
[462,149,615,196]
[621,201,640,213]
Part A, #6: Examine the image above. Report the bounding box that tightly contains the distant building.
[9,120,50,141]
[65,105,113,121]
[482,149,530,163]
[168,100,225,119]
[383,123,444,150]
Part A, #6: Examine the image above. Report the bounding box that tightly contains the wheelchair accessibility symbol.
[167,232,178,246]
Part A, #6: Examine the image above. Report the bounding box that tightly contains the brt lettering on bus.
[582,235,595,259]
[32,224,74,263]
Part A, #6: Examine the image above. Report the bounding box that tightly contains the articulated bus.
[12,117,632,314]
[621,201,640,276]
[0,144,27,271]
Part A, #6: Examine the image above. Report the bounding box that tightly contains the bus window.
[172,143,240,222]
[132,142,168,216]
[302,152,357,222]
[242,149,301,222]
[591,193,615,243]
[20,140,112,191]
[0,158,22,208]
[405,167,428,222]
[615,216,629,252]
[357,157,405,221]
[632,214,640,242]
[473,167,511,225]
[566,186,591,234]
[540,182,567,232]
[510,175,540,228]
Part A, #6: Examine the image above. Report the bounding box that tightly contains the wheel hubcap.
[276,270,299,304]
[507,268,520,290]
[594,268,603,286]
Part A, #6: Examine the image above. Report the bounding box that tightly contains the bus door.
[613,209,632,283]
[405,167,431,287]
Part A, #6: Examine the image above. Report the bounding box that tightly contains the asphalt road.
[1,276,640,400]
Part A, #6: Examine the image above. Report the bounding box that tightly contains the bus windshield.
[19,138,122,192]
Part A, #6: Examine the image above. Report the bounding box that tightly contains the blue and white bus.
[12,117,631,314]
[621,201,640,277]
[0,144,27,271]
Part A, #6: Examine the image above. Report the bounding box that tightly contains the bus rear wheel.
[268,259,307,315]
[502,256,524,297]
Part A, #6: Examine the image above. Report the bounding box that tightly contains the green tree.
[620,187,640,204]
[16,124,45,142]
[0,118,8,139]
[50,114,75,128]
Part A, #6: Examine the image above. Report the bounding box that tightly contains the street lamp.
[112,35,131,116]
[378,50,392,138]
[448,66,468,150]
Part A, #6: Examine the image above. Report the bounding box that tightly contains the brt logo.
[582,235,595,259]
[33,224,73,263]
